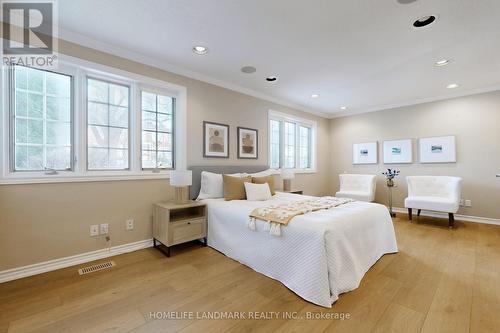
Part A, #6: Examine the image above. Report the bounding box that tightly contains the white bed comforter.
[204,193,398,307]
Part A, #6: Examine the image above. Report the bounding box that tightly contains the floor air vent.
[78,261,116,275]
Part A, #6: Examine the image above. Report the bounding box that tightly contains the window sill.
[271,168,317,175]
[0,172,171,185]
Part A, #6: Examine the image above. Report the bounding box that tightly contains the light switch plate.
[100,223,109,235]
[126,219,134,231]
[90,225,99,237]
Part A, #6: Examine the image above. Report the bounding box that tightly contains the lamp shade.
[170,170,192,187]
[281,169,295,180]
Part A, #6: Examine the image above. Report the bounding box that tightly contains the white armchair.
[405,176,462,228]
[335,174,377,202]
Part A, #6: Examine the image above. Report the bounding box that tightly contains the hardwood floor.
[1,215,500,333]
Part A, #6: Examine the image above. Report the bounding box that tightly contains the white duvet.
[203,192,398,308]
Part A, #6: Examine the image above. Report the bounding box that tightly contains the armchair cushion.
[335,174,377,202]
[404,176,462,213]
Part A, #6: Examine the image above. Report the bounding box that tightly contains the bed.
[189,166,398,308]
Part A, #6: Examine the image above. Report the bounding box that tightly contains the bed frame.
[188,165,270,199]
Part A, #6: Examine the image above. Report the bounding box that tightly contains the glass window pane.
[142,150,157,169]
[46,147,71,170]
[109,84,129,107]
[88,79,108,103]
[46,72,71,97]
[12,66,73,171]
[47,96,71,121]
[88,102,108,126]
[157,113,172,132]
[15,90,27,117]
[284,122,295,168]
[158,96,173,114]
[27,146,43,170]
[142,111,156,131]
[157,132,172,151]
[141,92,156,111]
[15,145,28,170]
[27,119,43,144]
[46,122,71,145]
[141,91,175,169]
[27,69,43,92]
[109,127,128,149]
[88,125,108,148]
[109,106,128,128]
[142,131,156,151]
[88,148,108,169]
[158,151,172,168]
[87,78,130,170]
[28,93,43,118]
[109,149,128,169]
[15,118,27,144]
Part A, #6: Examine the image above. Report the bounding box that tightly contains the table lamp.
[170,170,192,203]
[281,169,295,192]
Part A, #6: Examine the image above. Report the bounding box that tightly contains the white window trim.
[0,54,187,185]
[268,110,317,174]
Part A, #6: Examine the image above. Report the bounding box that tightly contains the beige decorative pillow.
[252,175,276,195]
[223,175,252,200]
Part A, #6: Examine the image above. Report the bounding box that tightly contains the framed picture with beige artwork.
[237,127,258,159]
[203,121,229,158]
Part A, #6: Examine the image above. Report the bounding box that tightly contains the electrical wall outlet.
[89,225,99,237]
[100,223,109,235]
[465,200,472,207]
[126,219,134,231]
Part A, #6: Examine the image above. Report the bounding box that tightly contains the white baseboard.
[392,207,500,226]
[0,239,154,284]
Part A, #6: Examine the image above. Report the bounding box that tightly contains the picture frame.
[419,135,456,163]
[353,142,378,164]
[383,139,413,164]
[237,127,258,159]
[203,121,229,158]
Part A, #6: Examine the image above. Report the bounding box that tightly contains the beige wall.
[330,91,500,219]
[0,39,332,271]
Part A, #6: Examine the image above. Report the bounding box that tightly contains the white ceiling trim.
[58,28,332,119]
[333,84,500,118]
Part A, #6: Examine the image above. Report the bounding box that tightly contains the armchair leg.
[449,213,455,229]
[408,208,412,222]
[417,209,421,217]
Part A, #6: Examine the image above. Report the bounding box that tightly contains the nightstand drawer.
[171,218,206,245]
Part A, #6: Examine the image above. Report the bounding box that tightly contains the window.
[1,56,187,184]
[87,78,130,170]
[11,65,73,171]
[141,91,174,169]
[268,111,316,171]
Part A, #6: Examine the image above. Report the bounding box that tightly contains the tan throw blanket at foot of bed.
[248,196,354,236]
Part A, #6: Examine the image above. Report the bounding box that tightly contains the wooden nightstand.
[152,201,207,257]
[279,189,303,195]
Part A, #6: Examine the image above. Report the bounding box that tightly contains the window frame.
[268,110,317,173]
[139,87,176,171]
[0,54,187,184]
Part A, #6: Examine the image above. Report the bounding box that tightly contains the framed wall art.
[237,127,258,159]
[203,121,229,158]
[383,139,413,164]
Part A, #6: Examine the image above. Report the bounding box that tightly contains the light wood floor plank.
[1,215,500,333]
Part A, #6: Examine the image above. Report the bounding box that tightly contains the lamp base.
[283,179,292,192]
[173,186,190,204]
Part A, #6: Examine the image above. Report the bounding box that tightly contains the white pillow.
[197,171,223,200]
[249,169,277,178]
[244,182,272,201]
[196,172,250,200]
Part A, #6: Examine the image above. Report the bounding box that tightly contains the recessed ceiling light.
[266,76,277,82]
[446,83,459,89]
[192,45,208,55]
[340,106,348,110]
[413,15,437,28]
[311,94,320,98]
[435,59,451,67]
[241,66,256,74]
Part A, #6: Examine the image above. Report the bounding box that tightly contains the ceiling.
[58,0,500,117]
